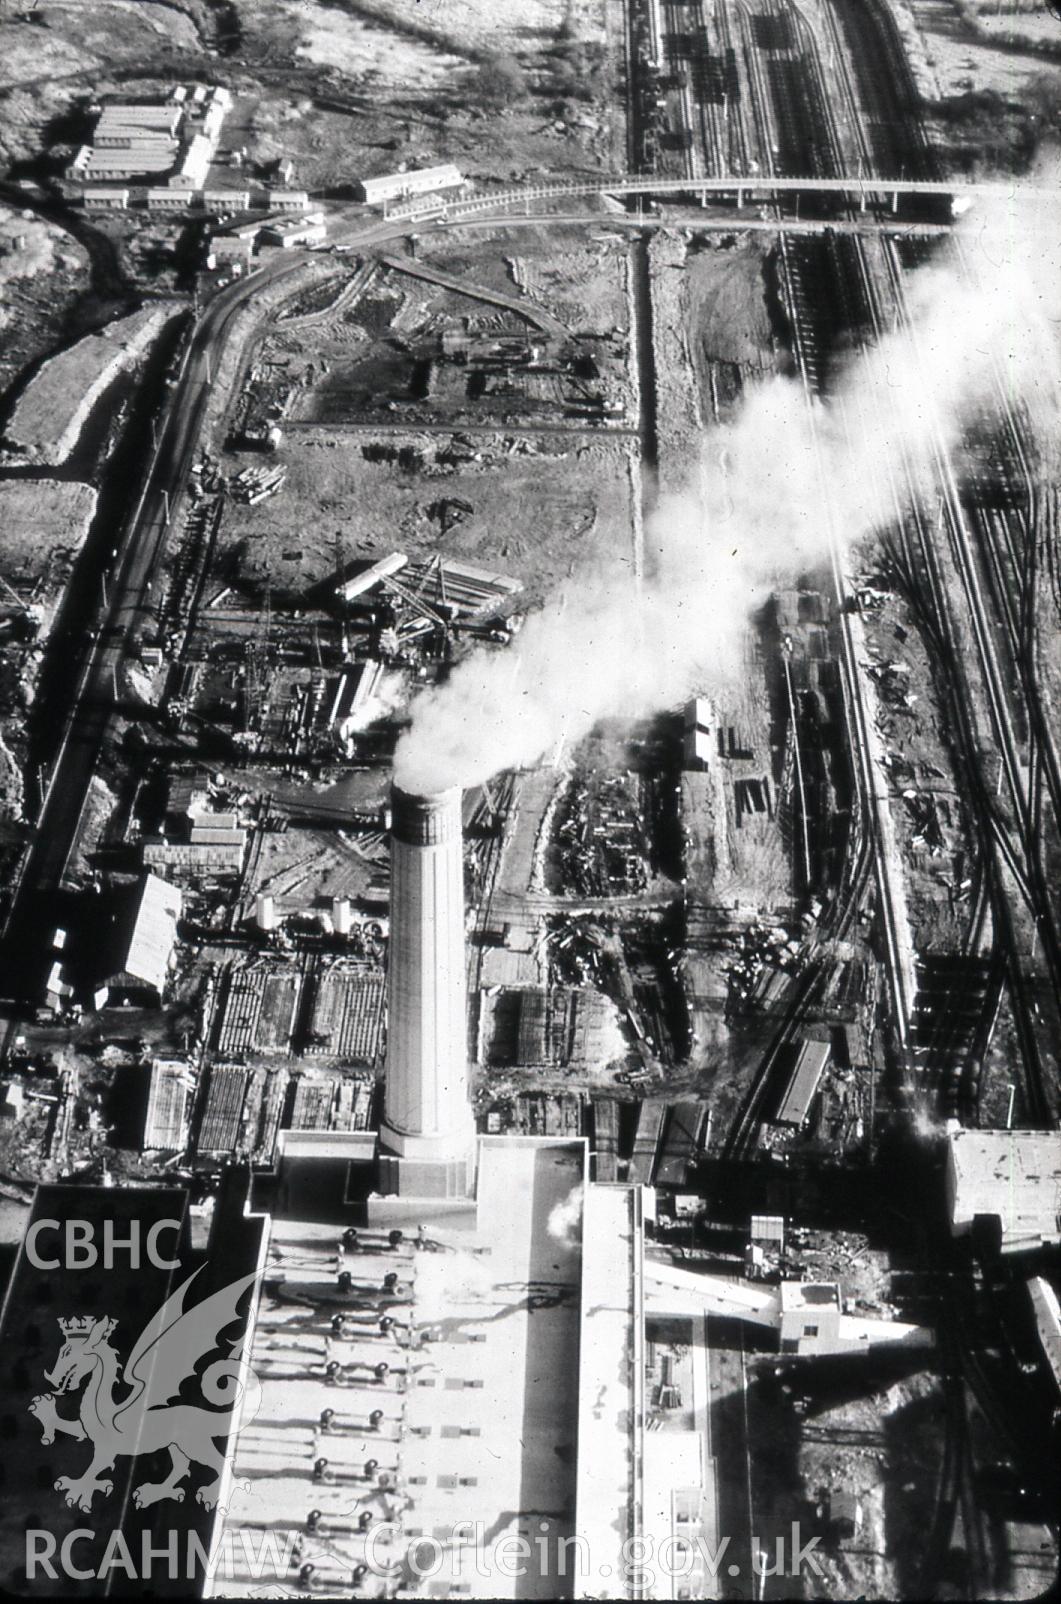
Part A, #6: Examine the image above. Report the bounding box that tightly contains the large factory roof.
[215,1139,598,1598]
[106,872,182,998]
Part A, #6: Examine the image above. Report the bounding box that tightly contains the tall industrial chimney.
[379,785,475,1196]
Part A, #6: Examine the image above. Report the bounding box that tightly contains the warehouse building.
[93,103,183,145]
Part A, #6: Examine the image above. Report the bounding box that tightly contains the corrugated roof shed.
[777,1038,830,1126]
[189,825,246,847]
[97,105,182,129]
[196,1065,249,1153]
[143,1059,193,1150]
[143,841,245,873]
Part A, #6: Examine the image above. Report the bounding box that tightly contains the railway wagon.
[628,1097,667,1185]
[655,1100,709,1188]
[591,1096,620,1182]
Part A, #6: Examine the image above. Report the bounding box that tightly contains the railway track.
[722,0,909,1157]
[867,238,1053,1124]
[634,0,1058,1131]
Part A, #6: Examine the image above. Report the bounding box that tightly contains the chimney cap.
[391,784,462,847]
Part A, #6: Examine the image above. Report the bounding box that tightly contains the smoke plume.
[394,173,1061,796]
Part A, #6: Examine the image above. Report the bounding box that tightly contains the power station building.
[0,785,930,1599]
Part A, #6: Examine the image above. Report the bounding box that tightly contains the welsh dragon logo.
[28,1267,262,1514]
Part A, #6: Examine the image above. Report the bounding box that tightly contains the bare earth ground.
[904,0,1060,95]
[416,224,632,334]
[277,0,610,57]
[0,203,90,400]
[0,0,198,90]
[214,428,638,610]
[0,477,97,588]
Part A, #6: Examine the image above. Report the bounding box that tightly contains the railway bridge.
[386,173,1061,222]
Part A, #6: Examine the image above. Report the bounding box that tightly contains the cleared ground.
[0,204,91,401]
[277,0,607,57]
[212,427,637,609]
[0,477,97,586]
[0,1,198,90]
[3,303,176,465]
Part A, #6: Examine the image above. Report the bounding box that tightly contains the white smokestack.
[381,785,474,1166]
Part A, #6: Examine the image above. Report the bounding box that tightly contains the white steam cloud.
[394,171,1061,796]
[546,1183,583,1248]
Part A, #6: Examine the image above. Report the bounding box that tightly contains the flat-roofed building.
[946,1127,1061,1253]
[198,100,227,142]
[173,131,214,188]
[776,1037,830,1126]
[259,219,327,249]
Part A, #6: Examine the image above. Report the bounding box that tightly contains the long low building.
[94,103,182,144]
[81,144,178,180]
[84,187,130,210]
[353,163,463,206]
[147,187,197,210]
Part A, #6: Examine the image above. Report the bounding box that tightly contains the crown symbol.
[58,1315,116,1339]
[58,1316,95,1336]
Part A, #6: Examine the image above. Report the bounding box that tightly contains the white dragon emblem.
[29,1266,262,1514]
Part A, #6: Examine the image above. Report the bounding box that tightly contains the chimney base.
[379,1108,476,1165]
[375,1150,475,1200]
[377,1100,476,1199]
